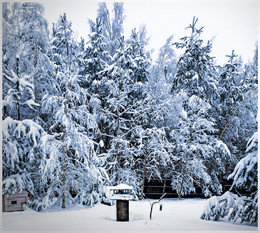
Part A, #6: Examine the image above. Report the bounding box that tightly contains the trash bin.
[116,200,129,221]
[105,184,134,222]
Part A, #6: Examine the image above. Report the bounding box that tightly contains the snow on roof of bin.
[107,183,133,190]
[110,194,133,200]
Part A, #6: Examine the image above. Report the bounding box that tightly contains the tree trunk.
[62,91,70,209]
[34,42,38,118]
[62,146,66,209]
[16,57,21,120]
[141,136,148,200]
[114,106,120,184]
[178,168,186,200]
[163,167,168,194]
[141,153,148,200]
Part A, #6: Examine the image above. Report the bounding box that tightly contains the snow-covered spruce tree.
[170,17,233,198]
[2,3,54,122]
[18,3,54,116]
[170,93,233,198]
[132,94,176,199]
[83,8,151,197]
[96,27,151,195]
[78,16,114,164]
[39,14,108,210]
[99,35,140,189]
[2,2,21,120]
[134,36,178,198]
[79,17,111,97]
[234,45,258,157]
[216,50,244,157]
[2,3,51,204]
[201,131,258,225]
[137,36,180,198]
[2,3,43,121]
[2,117,45,198]
[171,17,218,103]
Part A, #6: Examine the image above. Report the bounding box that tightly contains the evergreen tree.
[171,17,218,103]
[2,3,45,121]
[2,117,45,197]
[170,17,232,198]
[40,14,108,210]
[201,131,258,225]
[19,3,54,113]
[216,50,244,154]
[2,3,52,207]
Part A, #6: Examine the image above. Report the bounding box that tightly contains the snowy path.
[2,198,257,232]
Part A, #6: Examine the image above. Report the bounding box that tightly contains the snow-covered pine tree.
[132,95,176,199]
[170,17,233,198]
[201,130,258,225]
[96,27,151,195]
[170,93,233,198]
[216,50,244,155]
[171,17,218,103]
[234,45,258,157]
[2,3,51,206]
[78,16,114,163]
[39,14,108,210]
[2,116,45,199]
[134,44,178,199]
[99,36,137,189]
[79,17,111,96]
[2,3,44,121]
[18,3,54,117]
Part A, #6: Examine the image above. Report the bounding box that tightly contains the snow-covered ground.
[2,198,257,232]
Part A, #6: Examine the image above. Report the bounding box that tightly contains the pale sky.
[42,0,258,65]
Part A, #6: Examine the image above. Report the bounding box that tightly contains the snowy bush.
[201,191,239,221]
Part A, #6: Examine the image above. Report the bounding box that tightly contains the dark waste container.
[116,200,129,221]
[106,184,134,222]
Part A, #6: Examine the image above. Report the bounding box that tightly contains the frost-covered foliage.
[38,13,109,210]
[99,27,151,196]
[2,3,257,215]
[2,3,54,122]
[172,17,217,102]
[2,117,45,196]
[170,93,233,197]
[93,2,125,56]
[170,18,234,198]
[201,132,258,225]
[215,51,244,155]
[150,35,177,97]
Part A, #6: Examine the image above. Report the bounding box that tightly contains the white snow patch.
[2,198,257,232]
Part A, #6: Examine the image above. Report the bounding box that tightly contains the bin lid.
[106,184,134,200]
[110,194,133,200]
[107,184,133,190]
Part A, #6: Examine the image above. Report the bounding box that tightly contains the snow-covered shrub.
[201,191,239,221]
